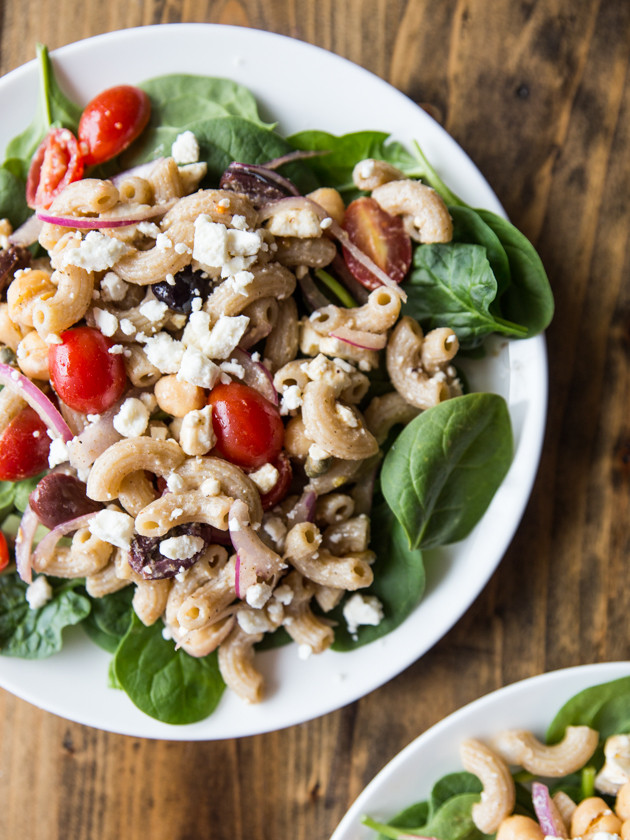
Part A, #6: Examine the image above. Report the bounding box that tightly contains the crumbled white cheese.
[171,130,200,164]
[266,206,322,238]
[280,384,302,415]
[166,473,186,493]
[193,216,229,268]
[174,241,192,256]
[200,477,221,496]
[113,397,149,438]
[100,272,128,302]
[273,584,294,606]
[219,360,245,380]
[230,214,248,230]
[137,221,161,238]
[92,308,119,338]
[336,404,358,427]
[62,231,130,272]
[179,405,215,456]
[248,463,279,494]
[161,625,173,641]
[119,318,136,336]
[143,332,185,374]
[108,344,125,355]
[308,443,331,461]
[236,608,275,635]
[48,437,69,468]
[159,534,204,561]
[139,298,168,323]
[205,314,250,359]
[343,593,384,636]
[45,333,62,345]
[298,644,313,660]
[595,734,630,795]
[245,582,273,609]
[89,509,135,549]
[25,575,53,610]
[177,346,220,389]
[139,392,158,413]
[229,270,254,296]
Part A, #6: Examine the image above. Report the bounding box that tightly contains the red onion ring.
[531,782,568,837]
[31,511,99,571]
[329,324,387,351]
[262,149,328,170]
[36,202,172,230]
[230,499,286,599]
[231,348,278,405]
[0,362,73,442]
[15,505,40,583]
[286,490,317,527]
[8,213,44,247]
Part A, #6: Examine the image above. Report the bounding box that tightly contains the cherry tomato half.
[48,326,127,414]
[26,128,84,209]
[0,532,9,571]
[259,453,293,511]
[208,382,284,470]
[342,196,412,290]
[78,85,151,166]
[0,406,51,481]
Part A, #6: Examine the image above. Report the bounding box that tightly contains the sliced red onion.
[8,213,44,247]
[15,505,40,583]
[286,490,317,527]
[231,348,278,405]
[0,362,72,442]
[36,203,169,230]
[532,782,568,838]
[230,499,285,599]
[329,324,387,351]
[31,511,99,570]
[67,407,123,471]
[262,149,327,170]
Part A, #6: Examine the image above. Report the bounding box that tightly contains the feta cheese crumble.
[62,231,130,272]
[89,509,135,550]
[343,593,384,637]
[171,130,200,164]
[159,534,205,561]
[113,397,150,438]
[25,575,53,610]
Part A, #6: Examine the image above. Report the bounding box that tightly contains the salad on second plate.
[0,46,553,724]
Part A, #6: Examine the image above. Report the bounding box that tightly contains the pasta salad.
[363,676,630,839]
[0,46,553,724]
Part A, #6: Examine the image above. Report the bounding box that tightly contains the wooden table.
[1,1,628,838]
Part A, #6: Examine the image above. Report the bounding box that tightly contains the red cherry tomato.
[48,326,127,414]
[78,85,151,166]
[258,453,293,511]
[0,406,51,481]
[342,196,412,290]
[26,128,84,209]
[0,531,9,571]
[208,382,284,470]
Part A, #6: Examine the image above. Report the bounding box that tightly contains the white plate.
[331,662,630,840]
[0,24,548,739]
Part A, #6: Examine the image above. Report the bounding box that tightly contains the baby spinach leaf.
[82,586,134,653]
[139,74,273,129]
[475,209,554,337]
[546,676,630,744]
[0,166,31,228]
[331,499,425,650]
[0,573,90,659]
[13,472,45,513]
[3,44,81,181]
[0,481,16,524]
[288,129,421,196]
[449,205,511,298]
[381,394,513,550]
[113,614,226,725]
[404,243,527,348]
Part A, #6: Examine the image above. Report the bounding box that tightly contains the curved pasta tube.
[160,189,258,231]
[363,390,421,444]
[309,286,401,335]
[118,470,158,517]
[284,523,374,590]
[281,571,334,654]
[177,554,236,631]
[174,456,263,525]
[48,178,120,215]
[86,438,185,502]
[33,528,113,578]
[134,490,233,537]
[301,380,379,461]
[85,561,131,598]
[133,578,172,626]
[7,269,56,328]
[204,262,296,321]
[113,219,194,285]
[32,265,94,338]
[217,624,264,704]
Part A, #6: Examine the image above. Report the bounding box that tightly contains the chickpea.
[306,187,345,225]
[154,375,206,417]
[496,815,544,840]
[617,782,630,821]
[571,797,622,837]
[17,330,50,380]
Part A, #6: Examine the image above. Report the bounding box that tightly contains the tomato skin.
[48,327,127,414]
[259,453,293,511]
[342,196,412,289]
[0,406,51,481]
[78,85,151,166]
[208,382,284,470]
[0,531,9,571]
[26,128,84,209]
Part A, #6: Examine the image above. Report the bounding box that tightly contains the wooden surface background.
[1,1,629,838]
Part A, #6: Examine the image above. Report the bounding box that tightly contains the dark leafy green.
[112,614,226,725]
[547,676,630,743]
[331,500,425,650]
[404,243,528,348]
[381,394,513,551]
[82,587,134,653]
[0,572,90,658]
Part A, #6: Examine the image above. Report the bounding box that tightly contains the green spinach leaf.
[82,586,134,653]
[0,573,90,659]
[113,613,226,725]
[331,500,425,650]
[381,394,513,550]
[547,677,630,744]
[404,243,527,348]
[0,166,31,228]
[449,205,511,298]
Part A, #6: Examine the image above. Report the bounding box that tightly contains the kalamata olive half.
[220,162,297,207]
[151,267,211,313]
[0,245,31,298]
[29,473,103,529]
[128,523,215,580]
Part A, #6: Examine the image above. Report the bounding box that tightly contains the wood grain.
[1,1,629,838]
